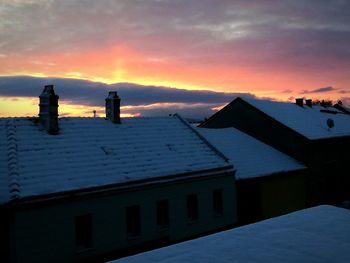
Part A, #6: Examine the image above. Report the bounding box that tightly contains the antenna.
[327,118,334,129]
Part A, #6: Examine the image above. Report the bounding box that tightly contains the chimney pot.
[305,99,312,107]
[295,98,304,107]
[39,85,59,134]
[105,91,121,123]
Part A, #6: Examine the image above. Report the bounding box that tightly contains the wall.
[236,170,306,225]
[202,99,350,206]
[9,173,236,263]
[306,137,350,204]
[260,170,306,219]
[0,205,11,262]
[201,99,309,162]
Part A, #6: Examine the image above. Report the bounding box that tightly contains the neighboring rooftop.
[111,205,350,263]
[197,127,305,180]
[0,115,231,204]
[244,98,350,140]
[334,103,350,115]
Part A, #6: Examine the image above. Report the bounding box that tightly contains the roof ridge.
[174,114,231,164]
[6,119,20,200]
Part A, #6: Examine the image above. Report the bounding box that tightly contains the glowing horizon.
[1,1,349,117]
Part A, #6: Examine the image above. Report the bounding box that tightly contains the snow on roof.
[243,98,350,140]
[197,127,305,180]
[334,103,350,114]
[0,115,230,204]
[111,205,350,263]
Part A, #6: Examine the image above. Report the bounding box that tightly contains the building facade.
[0,86,237,263]
[197,127,306,225]
[200,97,350,205]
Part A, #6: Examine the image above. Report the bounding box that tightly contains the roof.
[334,103,350,114]
[197,127,305,180]
[0,115,231,204]
[243,98,350,140]
[111,205,350,263]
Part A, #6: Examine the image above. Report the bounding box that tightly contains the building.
[0,86,237,263]
[333,102,350,115]
[200,97,350,205]
[110,205,350,263]
[197,127,306,224]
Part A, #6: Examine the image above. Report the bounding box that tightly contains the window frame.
[186,194,199,223]
[126,205,141,238]
[75,214,93,252]
[156,199,170,230]
[213,189,224,216]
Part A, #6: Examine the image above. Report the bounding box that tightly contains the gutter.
[7,165,235,206]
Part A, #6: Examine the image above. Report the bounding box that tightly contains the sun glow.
[1,43,349,118]
[0,96,142,118]
[0,97,38,117]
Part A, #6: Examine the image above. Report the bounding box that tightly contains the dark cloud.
[0,76,255,106]
[301,86,336,94]
[1,0,350,73]
[0,76,256,118]
[338,90,350,94]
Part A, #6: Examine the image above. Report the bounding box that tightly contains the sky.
[0,0,349,117]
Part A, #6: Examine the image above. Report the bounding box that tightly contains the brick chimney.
[39,85,59,134]
[305,99,312,107]
[295,98,304,107]
[105,91,121,123]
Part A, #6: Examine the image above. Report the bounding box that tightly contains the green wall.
[202,99,350,206]
[261,171,306,219]
[236,171,306,225]
[9,174,236,263]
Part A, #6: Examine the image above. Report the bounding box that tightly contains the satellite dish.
[327,118,334,129]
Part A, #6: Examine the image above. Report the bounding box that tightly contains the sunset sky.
[0,0,349,117]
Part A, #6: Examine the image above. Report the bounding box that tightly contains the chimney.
[39,85,59,134]
[295,98,304,107]
[105,91,121,123]
[305,99,312,107]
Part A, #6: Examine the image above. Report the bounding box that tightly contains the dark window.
[126,205,141,237]
[75,214,93,250]
[324,161,339,203]
[187,194,198,221]
[156,200,169,229]
[213,189,223,215]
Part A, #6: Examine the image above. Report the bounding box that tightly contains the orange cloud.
[1,43,349,106]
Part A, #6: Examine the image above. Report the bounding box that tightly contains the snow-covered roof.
[243,98,350,140]
[111,205,350,263]
[334,103,350,114]
[197,127,305,180]
[0,115,231,204]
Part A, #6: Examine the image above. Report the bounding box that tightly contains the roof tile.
[0,116,230,203]
[197,127,305,179]
[245,98,350,140]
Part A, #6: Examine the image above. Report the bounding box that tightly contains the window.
[126,205,141,237]
[156,199,169,229]
[324,160,339,203]
[187,194,198,221]
[213,189,223,216]
[75,214,93,250]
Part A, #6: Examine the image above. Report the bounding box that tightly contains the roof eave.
[236,166,307,181]
[7,165,235,206]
